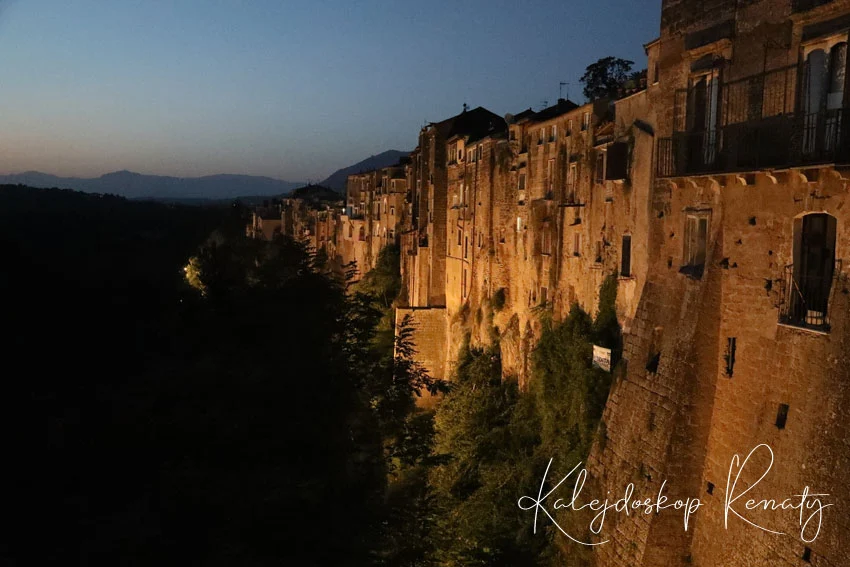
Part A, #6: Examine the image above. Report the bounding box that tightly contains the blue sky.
[0,0,660,181]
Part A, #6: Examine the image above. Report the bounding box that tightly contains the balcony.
[779,262,840,333]
[657,108,850,177]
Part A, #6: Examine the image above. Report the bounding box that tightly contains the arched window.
[783,213,837,330]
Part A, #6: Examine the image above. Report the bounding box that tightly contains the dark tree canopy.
[580,56,635,101]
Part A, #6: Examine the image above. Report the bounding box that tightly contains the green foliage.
[580,56,635,101]
[428,280,622,566]
[356,243,403,354]
[429,343,545,566]
[357,243,401,309]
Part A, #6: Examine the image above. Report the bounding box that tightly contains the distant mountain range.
[0,170,305,200]
[320,150,409,192]
[0,149,410,201]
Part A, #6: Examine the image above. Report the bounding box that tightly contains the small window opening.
[776,403,789,430]
[725,337,736,377]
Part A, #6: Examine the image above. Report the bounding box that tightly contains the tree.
[580,56,635,101]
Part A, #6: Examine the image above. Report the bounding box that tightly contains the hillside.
[0,170,304,200]
[320,150,409,191]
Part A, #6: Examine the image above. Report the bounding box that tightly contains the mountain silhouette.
[0,170,304,200]
[320,150,409,192]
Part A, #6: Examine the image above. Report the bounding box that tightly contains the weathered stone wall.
[588,2,850,566]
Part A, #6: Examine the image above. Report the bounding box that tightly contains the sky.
[0,0,660,182]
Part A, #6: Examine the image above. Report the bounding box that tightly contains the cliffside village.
[250,0,850,564]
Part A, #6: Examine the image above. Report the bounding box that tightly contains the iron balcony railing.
[657,108,850,177]
[779,261,841,332]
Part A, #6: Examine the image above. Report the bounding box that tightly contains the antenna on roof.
[540,99,549,111]
[462,102,469,113]
[559,82,569,101]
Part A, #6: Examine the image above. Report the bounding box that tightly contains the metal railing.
[779,261,841,332]
[657,108,850,177]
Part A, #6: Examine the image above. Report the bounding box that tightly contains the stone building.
[246,201,284,240]
[396,106,506,383]
[587,1,850,565]
[338,165,409,280]
[258,2,850,559]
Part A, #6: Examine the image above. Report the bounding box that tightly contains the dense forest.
[12,185,620,566]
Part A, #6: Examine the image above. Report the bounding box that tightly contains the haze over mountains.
[0,150,410,201]
[0,171,303,201]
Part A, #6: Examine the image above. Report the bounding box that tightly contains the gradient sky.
[0,0,660,181]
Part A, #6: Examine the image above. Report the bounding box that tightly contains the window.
[606,142,629,181]
[582,112,590,131]
[683,212,709,277]
[457,228,462,246]
[725,337,736,377]
[567,163,577,202]
[775,403,790,430]
[567,119,573,135]
[462,269,468,298]
[540,286,548,304]
[550,125,557,142]
[595,241,603,263]
[687,69,720,166]
[784,213,837,329]
[573,232,581,256]
[464,236,469,259]
[517,216,523,232]
[706,482,714,495]
[803,547,812,563]
[541,228,552,255]
[595,152,606,184]
[547,159,555,196]
[518,172,527,205]
[803,39,848,156]
[538,128,545,144]
[390,206,395,216]
[476,145,483,161]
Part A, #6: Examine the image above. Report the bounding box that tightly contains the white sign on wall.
[592,345,612,372]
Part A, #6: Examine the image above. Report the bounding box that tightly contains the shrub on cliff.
[428,342,545,566]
